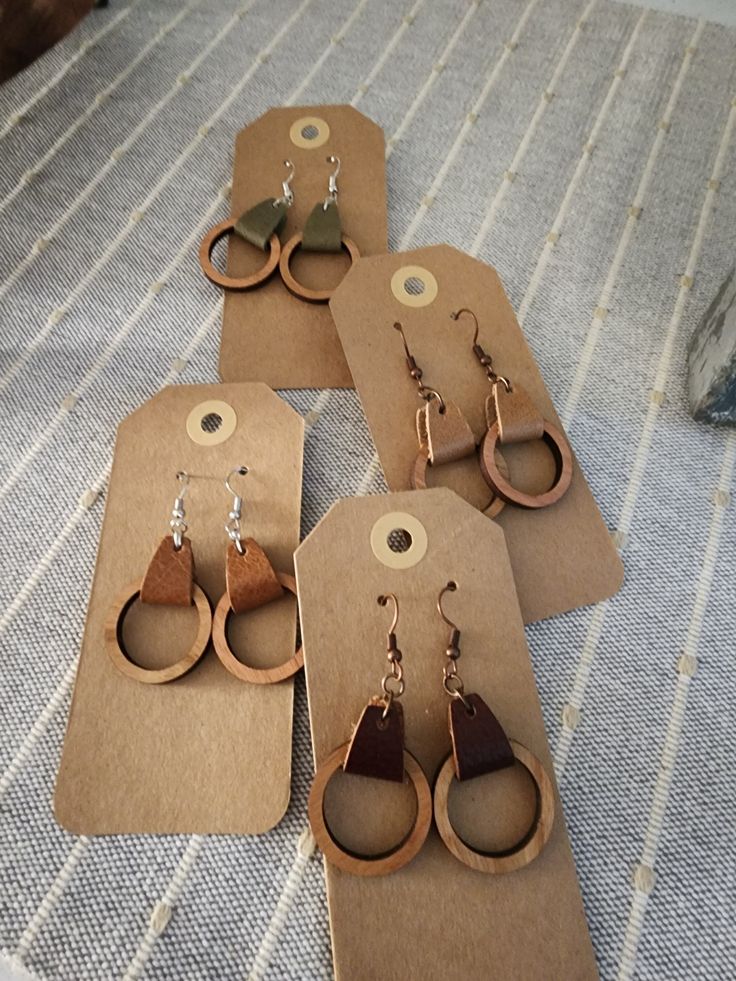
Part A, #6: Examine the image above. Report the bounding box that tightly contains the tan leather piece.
[140,536,194,607]
[416,399,475,466]
[493,381,545,444]
[226,538,284,614]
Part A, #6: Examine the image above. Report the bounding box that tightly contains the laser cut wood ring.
[308,743,433,877]
[411,445,510,519]
[433,739,555,874]
[480,421,573,509]
[104,582,212,685]
[199,221,280,290]
[212,572,303,684]
[278,234,360,303]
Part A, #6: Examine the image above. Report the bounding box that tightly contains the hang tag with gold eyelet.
[55,383,304,836]
[295,489,598,980]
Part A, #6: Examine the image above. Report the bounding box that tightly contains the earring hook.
[225,465,249,497]
[225,466,249,555]
[450,308,480,346]
[450,309,511,392]
[276,159,295,207]
[393,321,446,411]
[170,471,189,551]
[377,592,399,633]
[175,470,190,499]
[323,154,340,209]
[437,580,458,629]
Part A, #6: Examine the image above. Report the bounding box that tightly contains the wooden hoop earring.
[199,221,280,291]
[308,743,432,877]
[279,233,359,303]
[211,467,302,684]
[279,155,359,303]
[480,417,573,509]
[199,160,294,291]
[433,739,555,874]
[431,582,555,873]
[451,308,573,509]
[105,474,212,684]
[308,593,432,876]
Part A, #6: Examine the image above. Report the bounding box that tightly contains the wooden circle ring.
[212,573,303,684]
[308,744,432,877]
[278,233,360,303]
[198,220,280,290]
[480,420,573,509]
[411,446,509,519]
[104,582,212,684]
[433,740,555,874]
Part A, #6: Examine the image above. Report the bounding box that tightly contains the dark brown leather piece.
[494,382,545,445]
[140,536,193,607]
[343,699,405,783]
[449,693,514,781]
[226,539,284,614]
[416,399,476,466]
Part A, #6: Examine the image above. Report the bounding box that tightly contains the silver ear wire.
[275,159,295,207]
[323,155,340,210]
[170,471,189,550]
[224,466,249,554]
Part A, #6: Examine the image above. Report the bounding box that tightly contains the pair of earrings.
[397,308,573,511]
[199,156,359,303]
[308,585,555,877]
[105,468,302,685]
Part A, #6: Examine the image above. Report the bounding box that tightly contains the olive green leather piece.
[234,198,287,251]
[302,201,343,253]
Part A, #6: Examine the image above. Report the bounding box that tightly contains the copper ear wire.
[450,309,511,393]
[393,321,446,412]
[437,581,472,712]
[377,592,404,717]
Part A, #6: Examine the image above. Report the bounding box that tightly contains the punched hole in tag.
[301,124,319,140]
[200,412,222,434]
[387,528,412,553]
[390,265,438,308]
[403,276,425,297]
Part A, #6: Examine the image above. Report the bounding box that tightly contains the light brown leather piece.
[416,399,475,466]
[140,536,193,607]
[493,382,545,445]
[226,538,284,614]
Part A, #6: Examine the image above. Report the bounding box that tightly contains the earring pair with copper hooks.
[105,467,302,686]
[199,156,359,303]
[396,309,573,510]
[307,586,554,877]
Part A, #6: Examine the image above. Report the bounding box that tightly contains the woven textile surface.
[1,0,735,977]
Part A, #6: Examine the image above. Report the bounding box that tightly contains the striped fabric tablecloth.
[1,0,735,977]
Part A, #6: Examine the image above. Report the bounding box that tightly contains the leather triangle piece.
[449,693,515,781]
[416,399,476,467]
[234,197,287,251]
[343,700,405,783]
[226,538,283,614]
[494,381,545,445]
[140,536,194,607]
[302,200,343,253]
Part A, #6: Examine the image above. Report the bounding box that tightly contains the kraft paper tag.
[330,245,623,623]
[219,105,387,388]
[295,489,598,981]
[55,384,303,834]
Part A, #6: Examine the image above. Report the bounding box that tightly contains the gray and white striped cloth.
[1,0,735,977]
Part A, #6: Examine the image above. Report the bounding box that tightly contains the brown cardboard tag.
[330,245,623,622]
[54,384,303,834]
[295,489,598,981]
[218,105,387,388]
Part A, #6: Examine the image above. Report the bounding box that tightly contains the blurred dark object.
[688,266,736,426]
[0,0,94,84]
